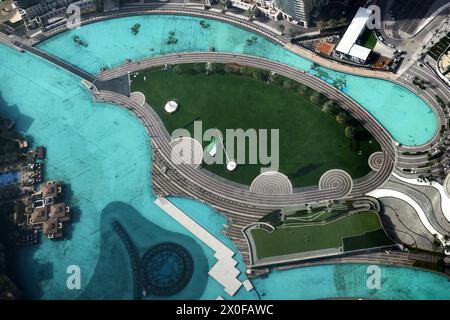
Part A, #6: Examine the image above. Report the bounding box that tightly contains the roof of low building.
[40,181,61,198]
[336,7,372,55]
[31,206,47,224]
[49,202,65,217]
[349,44,372,61]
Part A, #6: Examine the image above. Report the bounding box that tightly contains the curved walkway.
[367,188,449,254]
[95,52,396,205]
[393,172,450,223]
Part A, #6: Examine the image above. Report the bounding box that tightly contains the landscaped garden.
[251,209,394,259]
[131,63,381,187]
[427,31,450,61]
[360,30,378,50]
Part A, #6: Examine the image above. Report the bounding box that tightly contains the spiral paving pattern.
[169,137,203,168]
[130,91,146,106]
[368,151,384,171]
[318,169,353,196]
[249,171,293,195]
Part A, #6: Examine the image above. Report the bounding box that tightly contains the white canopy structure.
[335,7,373,63]
[226,160,237,172]
[164,100,179,113]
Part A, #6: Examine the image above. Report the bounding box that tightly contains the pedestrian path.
[155,197,244,296]
[393,173,450,223]
[367,188,450,254]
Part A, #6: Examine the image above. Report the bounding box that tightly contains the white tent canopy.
[336,7,373,62]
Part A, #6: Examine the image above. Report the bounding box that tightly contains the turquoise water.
[0,14,448,299]
[0,44,255,300]
[36,14,437,146]
[254,264,450,300]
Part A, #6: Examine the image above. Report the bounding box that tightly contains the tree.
[321,100,336,114]
[287,28,294,38]
[219,0,231,11]
[328,19,339,28]
[246,9,255,21]
[252,69,269,82]
[268,72,279,84]
[277,24,285,34]
[224,64,233,73]
[297,84,308,95]
[206,62,216,74]
[283,79,297,90]
[310,91,323,105]
[173,64,182,74]
[336,112,349,125]
[345,126,357,140]
[316,20,325,30]
[192,63,205,74]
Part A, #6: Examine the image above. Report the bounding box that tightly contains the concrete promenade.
[154,197,243,296]
[367,188,450,254]
[393,172,450,223]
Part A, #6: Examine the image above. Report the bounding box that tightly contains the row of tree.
[169,63,358,140]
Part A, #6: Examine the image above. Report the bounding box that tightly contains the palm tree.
[277,24,285,35]
[322,100,336,114]
[206,62,216,74]
[345,126,357,140]
[336,112,349,125]
[224,64,233,73]
[297,84,308,96]
[283,79,295,90]
[173,64,182,74]
[192,63,205,74]
[219,0,230,11]
[268,72,278,84]
[310,91,323,105]
[247,9,255,21]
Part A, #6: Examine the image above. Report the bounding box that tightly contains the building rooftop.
[42,220,58,236]
[349,44,372,61]
[30,206,47,224]
[40,181,61,198]
[336,7,372,55]
[49,202,70,221]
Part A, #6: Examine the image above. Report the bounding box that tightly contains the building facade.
[273,0,325,27]
[14,0,97,31]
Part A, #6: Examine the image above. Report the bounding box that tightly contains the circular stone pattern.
[169,137,203,168]
[368,151,384,171]
[318,169,353,195]
[130,91,145,106]
[140,242,194,297]
[250,171,293,195]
